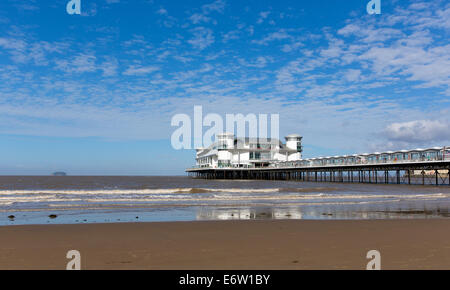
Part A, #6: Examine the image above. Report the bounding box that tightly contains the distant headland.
[52,172,67,176]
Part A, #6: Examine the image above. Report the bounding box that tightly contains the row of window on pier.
[279,148,450,168]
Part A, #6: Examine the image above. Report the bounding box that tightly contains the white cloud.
[222,30,241,43]
[189,13,211,24]
[100,57,119,77]
[344,69,362,82]
[55,53,98,74]
[81,2,97,17]
[257,11,270,24]
[156,7,168,15]
[281,41,304,52]
[188,27,215,50]
[188,0,226,24]
[13,1,39,11]
[384,120,450,144]
[359,43,450,90]
[0,37,67,65]
[239,56,270,68]
[202,0,226,14]
[252,30,291,45]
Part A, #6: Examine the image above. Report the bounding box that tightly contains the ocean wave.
[0,187,310,195]
[0,187,338,195]
[0,188,449,199]
[0,188,195,195]
[3,193,447,204]
[0,189,449,206]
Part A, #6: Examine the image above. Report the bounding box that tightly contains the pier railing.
[275,155,450,169]
[189,155,450,170]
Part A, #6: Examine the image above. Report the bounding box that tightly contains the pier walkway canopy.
[190,146,450,170]
[278,147,450,169]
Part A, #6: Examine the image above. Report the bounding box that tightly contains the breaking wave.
[0,187,337,195]
[0,187,449,207]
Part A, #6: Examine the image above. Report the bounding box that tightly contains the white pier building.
[195,133,303,168]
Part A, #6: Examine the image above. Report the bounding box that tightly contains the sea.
[1,176,450,225]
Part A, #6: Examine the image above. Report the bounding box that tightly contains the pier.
[187,147,450,186]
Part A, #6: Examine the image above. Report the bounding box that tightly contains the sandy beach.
[0,219,449,270]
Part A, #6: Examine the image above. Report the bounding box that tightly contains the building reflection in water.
[196,204,450,221]
[197,207,303,220]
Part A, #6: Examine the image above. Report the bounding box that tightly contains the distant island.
[52,172,67,176]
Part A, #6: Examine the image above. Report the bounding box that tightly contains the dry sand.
[0,219,449,270]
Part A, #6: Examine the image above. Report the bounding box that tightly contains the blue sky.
[0,0,449,175]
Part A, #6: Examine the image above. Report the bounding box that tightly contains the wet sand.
[0,219,449,270]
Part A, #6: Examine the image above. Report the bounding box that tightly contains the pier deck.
[186,160,450,185]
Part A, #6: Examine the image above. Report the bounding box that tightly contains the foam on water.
[0,188,449,206]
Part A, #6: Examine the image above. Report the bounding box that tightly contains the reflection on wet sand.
[197,205,450,221]
[197,208,303,220]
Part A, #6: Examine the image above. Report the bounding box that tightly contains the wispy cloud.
[187,0,226,24]
[188,27,215,50]
[257,11,270,24]
[252,29,292,45]
[55,53,98,74]
[0,0,449,158]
